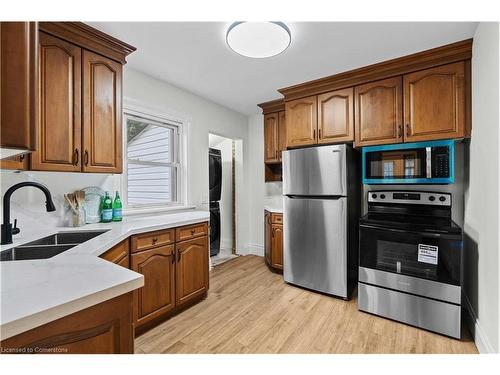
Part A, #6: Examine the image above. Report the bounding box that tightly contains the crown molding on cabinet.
[278,38,473,101]
[39,22,136,64]
[257,98,285,114]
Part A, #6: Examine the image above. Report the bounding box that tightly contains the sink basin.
[0,245,75,261]
[23,230,109,246]
[0,230,109,262]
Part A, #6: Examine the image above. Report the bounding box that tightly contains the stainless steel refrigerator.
[282,144,360,299]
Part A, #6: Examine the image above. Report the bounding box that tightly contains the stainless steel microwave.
[362,140,454,184]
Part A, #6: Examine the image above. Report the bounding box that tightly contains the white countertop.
[264,205,283,213]
[0,210,210,340]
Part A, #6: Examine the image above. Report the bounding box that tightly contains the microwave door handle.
[426,147,432,178]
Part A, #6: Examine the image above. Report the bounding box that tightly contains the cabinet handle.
[84,150,89,166]
[73,149,79,165]
[397,125,402,139]
[190,229,195,235]
[271,228,275,238]
[318,128,322,140]
[406,123,410,137]
[177,250,181,262]
[172,251,176,264]
[313,129,316,140]
[152,237,158,244]
[19,154,25,161]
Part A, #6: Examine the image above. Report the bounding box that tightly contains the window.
[124,110,183,208]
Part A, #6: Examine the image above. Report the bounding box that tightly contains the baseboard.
[238,243,264,257]
[463,292,496,353]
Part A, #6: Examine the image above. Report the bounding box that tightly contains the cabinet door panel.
[271,224,283,270]
[82,50,122,173]
[355,77,403,147]
[31,32,81,171]
[278,111,286,161]
[131,245,175,327]
[285,96,317,148]
[176,237,209,306]
[404,62,465,141]
[264,113,279,162]
[318,88,354,144]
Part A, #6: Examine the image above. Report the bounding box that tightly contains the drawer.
[176,222,208,242]
[100,239,129,266]
[271,213,283,224]
[131,229,175,253]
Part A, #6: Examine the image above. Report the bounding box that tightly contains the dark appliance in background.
[358,190,463,338]
[209,148,222,257]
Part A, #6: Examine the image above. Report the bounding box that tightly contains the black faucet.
[1,182,56,245]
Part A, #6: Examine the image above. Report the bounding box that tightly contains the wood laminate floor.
[135,255,478,354]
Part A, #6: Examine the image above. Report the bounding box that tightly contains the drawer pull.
[191,229,195,235]
[152,237,158,244]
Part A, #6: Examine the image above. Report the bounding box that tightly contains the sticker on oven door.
[418,244,438,265]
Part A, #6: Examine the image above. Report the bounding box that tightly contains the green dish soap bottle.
[101,192,113,223]
[112,191,123,222]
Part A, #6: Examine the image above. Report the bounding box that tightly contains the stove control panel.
[368,191,451,206]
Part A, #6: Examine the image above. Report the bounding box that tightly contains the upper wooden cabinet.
[264,112,279,163]
[285,96,317,148]
[354,77,403,147]
[404,62,465,142]
[318,88,354,144]
[0,22,37,152]
[278,111,287,158]
[82,50,123,173]
[31,32,82,171]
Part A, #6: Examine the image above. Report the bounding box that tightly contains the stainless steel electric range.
[358,190,463,338]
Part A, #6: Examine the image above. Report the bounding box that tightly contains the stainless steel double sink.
[0,230,109,262]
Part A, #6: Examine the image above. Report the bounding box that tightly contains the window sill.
[123,205,197,217]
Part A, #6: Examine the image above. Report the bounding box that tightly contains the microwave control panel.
[432,147,450,178]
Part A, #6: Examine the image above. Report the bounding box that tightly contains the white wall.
[463,22,500,353]
[209,134,233,251]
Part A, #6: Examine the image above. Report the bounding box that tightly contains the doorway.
[208,133,238,266]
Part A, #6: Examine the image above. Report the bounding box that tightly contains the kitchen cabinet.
[0,293,134,354]
[285,96,317,148]
[403,62,465,142]
[354,77,403,147]
[176,236,209,307]
[130,222,209,333]
[99,239,130,268]
[317,88,354,144]
[82,50,123,173]
[31,31,82,171]
[131,245,176,327]
[0,154,29,170]
[0,22,37,153]
[264,211,283,272]
[264,113,279,163]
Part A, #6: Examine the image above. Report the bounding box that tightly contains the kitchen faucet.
[1,182,56,245]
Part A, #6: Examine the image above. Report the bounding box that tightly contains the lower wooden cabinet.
[99,239,130,268]
[131,245,176,327]
[0,154,29,170]
[0,293,134,354]
[176,236,209,307]
[264,211,283,272]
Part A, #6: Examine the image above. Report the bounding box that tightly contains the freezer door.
[283,196,347,297]
[283,144,346,196]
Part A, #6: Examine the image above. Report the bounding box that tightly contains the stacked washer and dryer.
[208,148,222,257]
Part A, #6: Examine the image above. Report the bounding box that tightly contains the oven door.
[359,224,461,285]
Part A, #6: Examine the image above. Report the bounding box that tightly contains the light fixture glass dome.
[226,22,291,58]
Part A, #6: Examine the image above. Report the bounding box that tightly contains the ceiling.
[89,22,478,115]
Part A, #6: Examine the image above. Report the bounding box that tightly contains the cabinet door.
[0,154,28,170]
[264,113,279,163]
[264,211,272,265]
[354,77,403,147]
[318,88,354,144]
[176,236,209,307]
[131,245,176,327]
[404,62,465,142]
[277,111,287,161]
[271,224,283,270]
[0,22,37,151]
[31,32,82,171]
[285,96,317,148]
[82,50,123,173]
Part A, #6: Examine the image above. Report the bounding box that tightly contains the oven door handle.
[360,223,446,238]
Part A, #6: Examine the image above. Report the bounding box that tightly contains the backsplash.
[0,170,117,232]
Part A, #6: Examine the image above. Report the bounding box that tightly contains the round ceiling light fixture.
[226,22,291,58]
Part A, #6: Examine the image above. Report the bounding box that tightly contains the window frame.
[122,104,187,212]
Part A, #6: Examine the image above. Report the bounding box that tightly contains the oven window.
[359,226,462,285]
